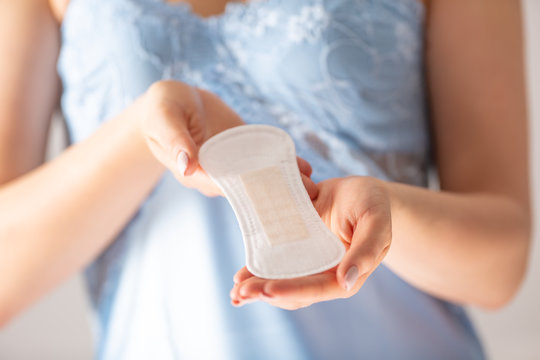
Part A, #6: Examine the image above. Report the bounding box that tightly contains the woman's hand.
[230,176,392,310]
[138,80,244,196]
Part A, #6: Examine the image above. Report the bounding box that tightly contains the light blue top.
[58,0,485,359]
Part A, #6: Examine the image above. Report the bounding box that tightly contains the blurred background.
[1,1,539,359]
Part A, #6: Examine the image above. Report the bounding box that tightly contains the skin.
[0,0,530,327]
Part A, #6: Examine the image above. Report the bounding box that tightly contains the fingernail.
[177,151,189,176]
[344,266,359,292]
[231,299,243,307]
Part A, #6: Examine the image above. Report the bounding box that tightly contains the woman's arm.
[0,1,251,326]
[0,0,165,325]
[388,0,529,307]
[0,0,60,184]
[230,0,530,310]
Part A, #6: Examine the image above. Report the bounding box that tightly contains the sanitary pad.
[199,125,345,279]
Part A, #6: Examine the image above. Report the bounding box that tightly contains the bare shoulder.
[48,0,70,23]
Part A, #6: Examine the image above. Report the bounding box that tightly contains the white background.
[0,1,539,359]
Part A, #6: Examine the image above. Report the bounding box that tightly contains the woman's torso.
[57,0,484,359]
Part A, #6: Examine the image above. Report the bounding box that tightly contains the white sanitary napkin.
[199,125,345,279]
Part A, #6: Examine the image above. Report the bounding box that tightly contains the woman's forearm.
[0,99,165,326]
[384,182,530,308]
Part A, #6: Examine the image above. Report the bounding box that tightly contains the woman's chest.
[64,0,424,93]
[59,0,430,184]
[61,0,426,136]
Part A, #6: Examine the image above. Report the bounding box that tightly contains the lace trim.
[155,0,424,23]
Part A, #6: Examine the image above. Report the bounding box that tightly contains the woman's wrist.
[196,88,245,138]
[121,95,167,173]
[377,178,401,223]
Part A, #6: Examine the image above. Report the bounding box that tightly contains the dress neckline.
[159,0,266,22]
[61,0,425,27]
[158,0,426,22]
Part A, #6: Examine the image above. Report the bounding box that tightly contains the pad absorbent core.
[199,125,345,279]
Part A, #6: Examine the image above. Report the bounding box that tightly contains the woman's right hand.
[137,80,317,198]
[138,80,244,196]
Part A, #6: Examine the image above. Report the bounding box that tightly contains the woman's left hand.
[230,176,392,310]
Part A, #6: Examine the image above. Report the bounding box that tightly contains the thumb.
[171,125,200,177]
[143,80,207,178]
[336,210,391,292]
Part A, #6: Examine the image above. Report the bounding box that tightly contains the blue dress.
[58,0,485,358]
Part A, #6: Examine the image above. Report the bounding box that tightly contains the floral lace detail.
[60,0,429,186]
[287,3,330,44]
[246,7,280,36]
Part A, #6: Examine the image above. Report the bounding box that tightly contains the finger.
[232,270,371,309]
[336,210,392,292]
[234,272,344,304]
[231,296,259,307]
[296,157,313,177]
[178,167,223,197]
[148,108,201,177]
[145,82,204,176]
[262,272,342,300]
[257,295,308,311]
[170,124,201,177]
[233,266,254,284]
[301,174,319,200]
[230,273,270,302]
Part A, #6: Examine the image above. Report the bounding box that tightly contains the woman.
[0,0,529,359]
